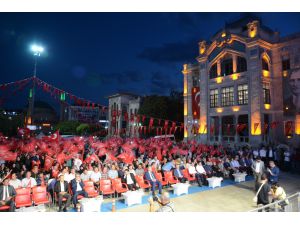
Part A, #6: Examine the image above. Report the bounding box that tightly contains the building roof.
[106,92,140,99]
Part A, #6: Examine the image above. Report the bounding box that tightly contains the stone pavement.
[117,172,300,212]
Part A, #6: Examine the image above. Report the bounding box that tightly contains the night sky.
[1,12,300,111]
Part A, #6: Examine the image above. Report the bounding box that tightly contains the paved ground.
[117,172,300,212]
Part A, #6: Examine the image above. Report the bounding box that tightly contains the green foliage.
[76,123,89,135]
[54,120,80,134]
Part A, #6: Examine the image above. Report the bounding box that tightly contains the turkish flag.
[44,155,54,171]
[50,130,60,142]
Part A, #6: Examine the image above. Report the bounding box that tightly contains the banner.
[192,87,200,120]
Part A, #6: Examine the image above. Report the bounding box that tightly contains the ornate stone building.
[108,93,142,137]
[182,16,300,148]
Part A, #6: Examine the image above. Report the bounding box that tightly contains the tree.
[54,120,80,134]
[76,123,89,135]
[0,109,24,136]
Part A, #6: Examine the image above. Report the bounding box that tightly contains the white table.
[79,197,103,212]
[171,183,190,196]
[15,204,46,212]
[122,190,144,206]
[207,177,223,188]
[233,173,247,183]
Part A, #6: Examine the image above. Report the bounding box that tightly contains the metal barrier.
[249,192,300,212]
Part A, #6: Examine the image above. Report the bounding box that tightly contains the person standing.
[259,146,267,163]
[251,157,265,184]
[54,174,71,212]
[255,174,272,211]
[283,150,291,172]
[0,178,16,212]
[267,161,280,184]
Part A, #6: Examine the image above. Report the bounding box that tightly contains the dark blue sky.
[1,12,300,110]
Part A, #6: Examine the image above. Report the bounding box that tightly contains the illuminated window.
[221,87,234,107]
[209,63,218,79]
[263,82,271,104]
[282,59,290,71]
[210,89,219,108]
[237,56,247,73]
[238,84,248,105]
[262,57,269,71]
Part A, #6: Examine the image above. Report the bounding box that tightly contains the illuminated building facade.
[183,16,300,147]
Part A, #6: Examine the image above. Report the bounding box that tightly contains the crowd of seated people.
[0,136,295,212]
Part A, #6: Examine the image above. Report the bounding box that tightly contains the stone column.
[234,115,239,143]
[248,45,263,147]
[218,116,222,143]
[199,59,208,144]
[233,54,237,73]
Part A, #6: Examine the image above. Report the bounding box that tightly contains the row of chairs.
[0,169,197,211]
[0,186,51,211]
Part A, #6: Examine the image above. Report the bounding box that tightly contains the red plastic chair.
[182,169,196,182]
[83,181,94,188]
[69,184,84,201]
[16,187,31,195]
[15,193,32,208]
[154,172,168,186]
[0,205,10,211]
[164,171,179,184]
[32,186,51,205]
[84,185,99,198]
[135,175,151,190]
[111,178,128,194]
[99,179,115,198]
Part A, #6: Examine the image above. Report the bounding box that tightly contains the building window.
[237,56,247,73]
[210,89,219,108]
[263,82,271,104]
[221,57,233,76]
[262,57,269,71]
[209,63,218,79]
[282,59,290,71]
[192,75,199,87]
[238,84,248,105]
[221,87,234,107]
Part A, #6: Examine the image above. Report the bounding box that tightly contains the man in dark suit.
[54,174,71,212]
[0,178,16,212]
[145,165,162,196]
[70,173,88,207]
[123,169,139,191]
[173,164,187,183]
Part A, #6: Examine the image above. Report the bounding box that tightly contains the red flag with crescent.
[192,87,200,119]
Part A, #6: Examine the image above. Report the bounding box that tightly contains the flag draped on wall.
[192,87,200,120]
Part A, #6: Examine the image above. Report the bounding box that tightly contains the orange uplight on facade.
[216,108,223,113]
[27,117,32,125]
[296,115,300,135]
[232,106,240,112]
[216,77,223,84]
[199,124,207,134]
[221,32,226,37]
[282,70,288,77]
[232,73,238,80]
[262,70,270,77]
[184,129,188,138]
[42,123,51,127]
[264,104,271,110]
[184,101,187,116]
[251,112,261,135]
[193,111,197,116]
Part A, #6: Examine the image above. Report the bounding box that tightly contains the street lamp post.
[27,44,44,125]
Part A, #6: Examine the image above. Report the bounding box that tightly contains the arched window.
[262,57,269,71]
[209,63,218,79]
[221,55,233,76]
[237,56,247,73]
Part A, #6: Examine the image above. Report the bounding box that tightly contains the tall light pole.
[26,44,44,125]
